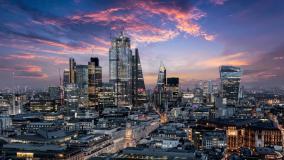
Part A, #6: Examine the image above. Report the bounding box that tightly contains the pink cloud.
[67,1,214,43]
[3,53,68,65]
[0,64,48,79]
[194,52,250,68]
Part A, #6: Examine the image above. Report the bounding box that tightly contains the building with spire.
[154,63,167,110]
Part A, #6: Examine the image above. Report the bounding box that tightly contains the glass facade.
[219,65,243,105]
[76,65,88,97]
[88,57,102,106]
[109,33,133,106]
[154,63,167,108]
[69,58,76,84]
[132,48,146,106]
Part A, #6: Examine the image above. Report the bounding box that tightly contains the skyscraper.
[219,65,243,105]
[63,69,70,86]
[132,48,146,106]
[69,58,76,84]
[88,57,102,106]
[167,77,179,102]
[76,65,88,97]
[109,33,133,107]
[154,63,167,109]
[157,63,167,88]
[64,84,79,115]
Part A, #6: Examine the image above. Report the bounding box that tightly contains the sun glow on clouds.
[4,53,67,65]
[68,1,214,43]
[194,52,249,68]
[0,64,48,79]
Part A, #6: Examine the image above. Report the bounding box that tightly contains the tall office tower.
[94,58,102,88]
[63,69,70,86]
[154,63,167,109]
[64,84,79,115]
[219,66,243,105]
[88,57,102,106]
[69,58,76,84]
[109,33,133,107]
[76,65,88,97]
[167,77,179,102]
[132,48,147,106]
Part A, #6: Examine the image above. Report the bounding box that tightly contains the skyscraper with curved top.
[219,65,243,105]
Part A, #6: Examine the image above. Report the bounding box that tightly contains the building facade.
[219,66,243,105]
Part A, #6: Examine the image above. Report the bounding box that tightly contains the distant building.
[167,77,179,102]
[64,84,79,114]
[2,143,83,160]
[63,69,70,86]
[154,63,167,109]
[88,57,102,106]
[202,80,213,96]
[219,66,243,105]
[76,65,88,97]
[0,115,12,133]
[29,100,57,112]
[69,58,76,84]
[97,83,115,108]
[48,86,61,100]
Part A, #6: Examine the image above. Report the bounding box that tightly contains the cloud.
[135,1,215,41]
[194,52,249,68]
[210,0,227,5]
[0,64,48,79]
[66,1,214,43]
[3,53,67,65]
[241,46,284,87]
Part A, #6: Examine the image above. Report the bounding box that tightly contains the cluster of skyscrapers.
[109,33,146,107]
[62,33,146,114]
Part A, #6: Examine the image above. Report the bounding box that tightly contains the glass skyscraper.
[219,65,243,105]
[76,65,88,97]
[109,33,133,106]
[69,58,76,84]
[88,57,102,106]
[63,69,70,87]
[154,63,167,109]
[132,48,146,106]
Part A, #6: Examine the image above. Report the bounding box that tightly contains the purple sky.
[0,0,284,89]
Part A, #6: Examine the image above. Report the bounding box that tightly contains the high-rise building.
[157,63,167,88]
[219,66,243,105]
[154,63,167,109]
[63,69,70,86]
[132,48,146,106]
[76,65,88,97]
[64,84,79,115]
[88,57,102,106]
[202,80,213,96]
[69,58,76,84]
[109,33,133,107]
[167,77,179,102]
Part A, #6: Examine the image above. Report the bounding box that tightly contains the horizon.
[0,0,284,89]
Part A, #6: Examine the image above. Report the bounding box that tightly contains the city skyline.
[0,0,284,89]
